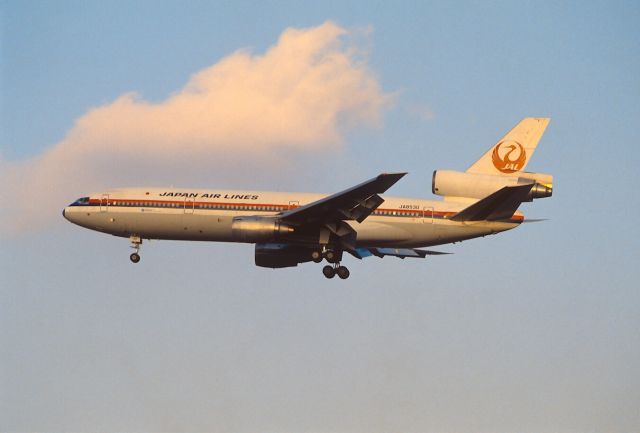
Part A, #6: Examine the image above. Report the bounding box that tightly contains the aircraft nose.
[62,207,68,220]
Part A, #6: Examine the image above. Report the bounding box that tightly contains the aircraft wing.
[280,173,406,225]
[354,247,451,259]
[450,183,534,222]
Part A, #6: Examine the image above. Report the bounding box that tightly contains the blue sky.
[2,1,640,431]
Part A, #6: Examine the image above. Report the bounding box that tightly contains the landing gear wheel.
[129,235,142,264]
[322,265,336,279]
[325,250,336,263]
[336,266,350,279]
[311,250,323,263]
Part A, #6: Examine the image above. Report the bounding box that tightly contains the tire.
[130,253,141,263]
[311,250,323,263]
[325,250,336,263]
[336,266,350,279]
[322,265,336,279]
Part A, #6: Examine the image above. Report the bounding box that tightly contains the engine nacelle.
[432,170,553,200]
[254,243,313,268]
[231,216,294,243]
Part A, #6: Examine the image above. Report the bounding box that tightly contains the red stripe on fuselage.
[87,198,523,223]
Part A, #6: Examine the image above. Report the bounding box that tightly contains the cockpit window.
[71,197,90,206]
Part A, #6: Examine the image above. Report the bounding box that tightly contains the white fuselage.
[63,187,522,248]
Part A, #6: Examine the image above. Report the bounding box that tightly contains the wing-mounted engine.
[254,243,313,268]
[432,170,552,201]
[231,216,294,243]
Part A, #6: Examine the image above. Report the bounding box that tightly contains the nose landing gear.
[129,235,142,263]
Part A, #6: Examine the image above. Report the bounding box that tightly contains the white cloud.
[0,21,392,235]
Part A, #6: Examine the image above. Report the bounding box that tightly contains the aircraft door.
[288,200,299,210]
[423,206,433,223]
[100,194,109,212]
[184,198,195,214]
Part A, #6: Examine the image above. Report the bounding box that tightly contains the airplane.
[63,117,553,279]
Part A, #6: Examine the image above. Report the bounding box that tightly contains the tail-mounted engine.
[432,170,553,201]
[231,216,294,243]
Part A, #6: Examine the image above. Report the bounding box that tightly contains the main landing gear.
[322,264,350,279]
[311,250,323,263]
[312,248,350,279]
[129,235,142,263]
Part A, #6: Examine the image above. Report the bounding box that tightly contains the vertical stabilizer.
[466,117,550,175]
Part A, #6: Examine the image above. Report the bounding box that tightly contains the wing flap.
[340,193,385,223]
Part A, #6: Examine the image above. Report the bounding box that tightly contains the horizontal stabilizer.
[522,218,548,223]
[450,183,534,222]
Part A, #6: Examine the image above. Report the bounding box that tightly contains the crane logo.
[492,140,526,173]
